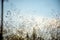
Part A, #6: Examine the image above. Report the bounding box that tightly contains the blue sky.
[2,0,60,18]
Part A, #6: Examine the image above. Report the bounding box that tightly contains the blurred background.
[0,0,60,40]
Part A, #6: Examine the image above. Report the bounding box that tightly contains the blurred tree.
[32,27,37,40]
[19,36,24,40]
[37,37,44,40]
[26,32,29,40]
